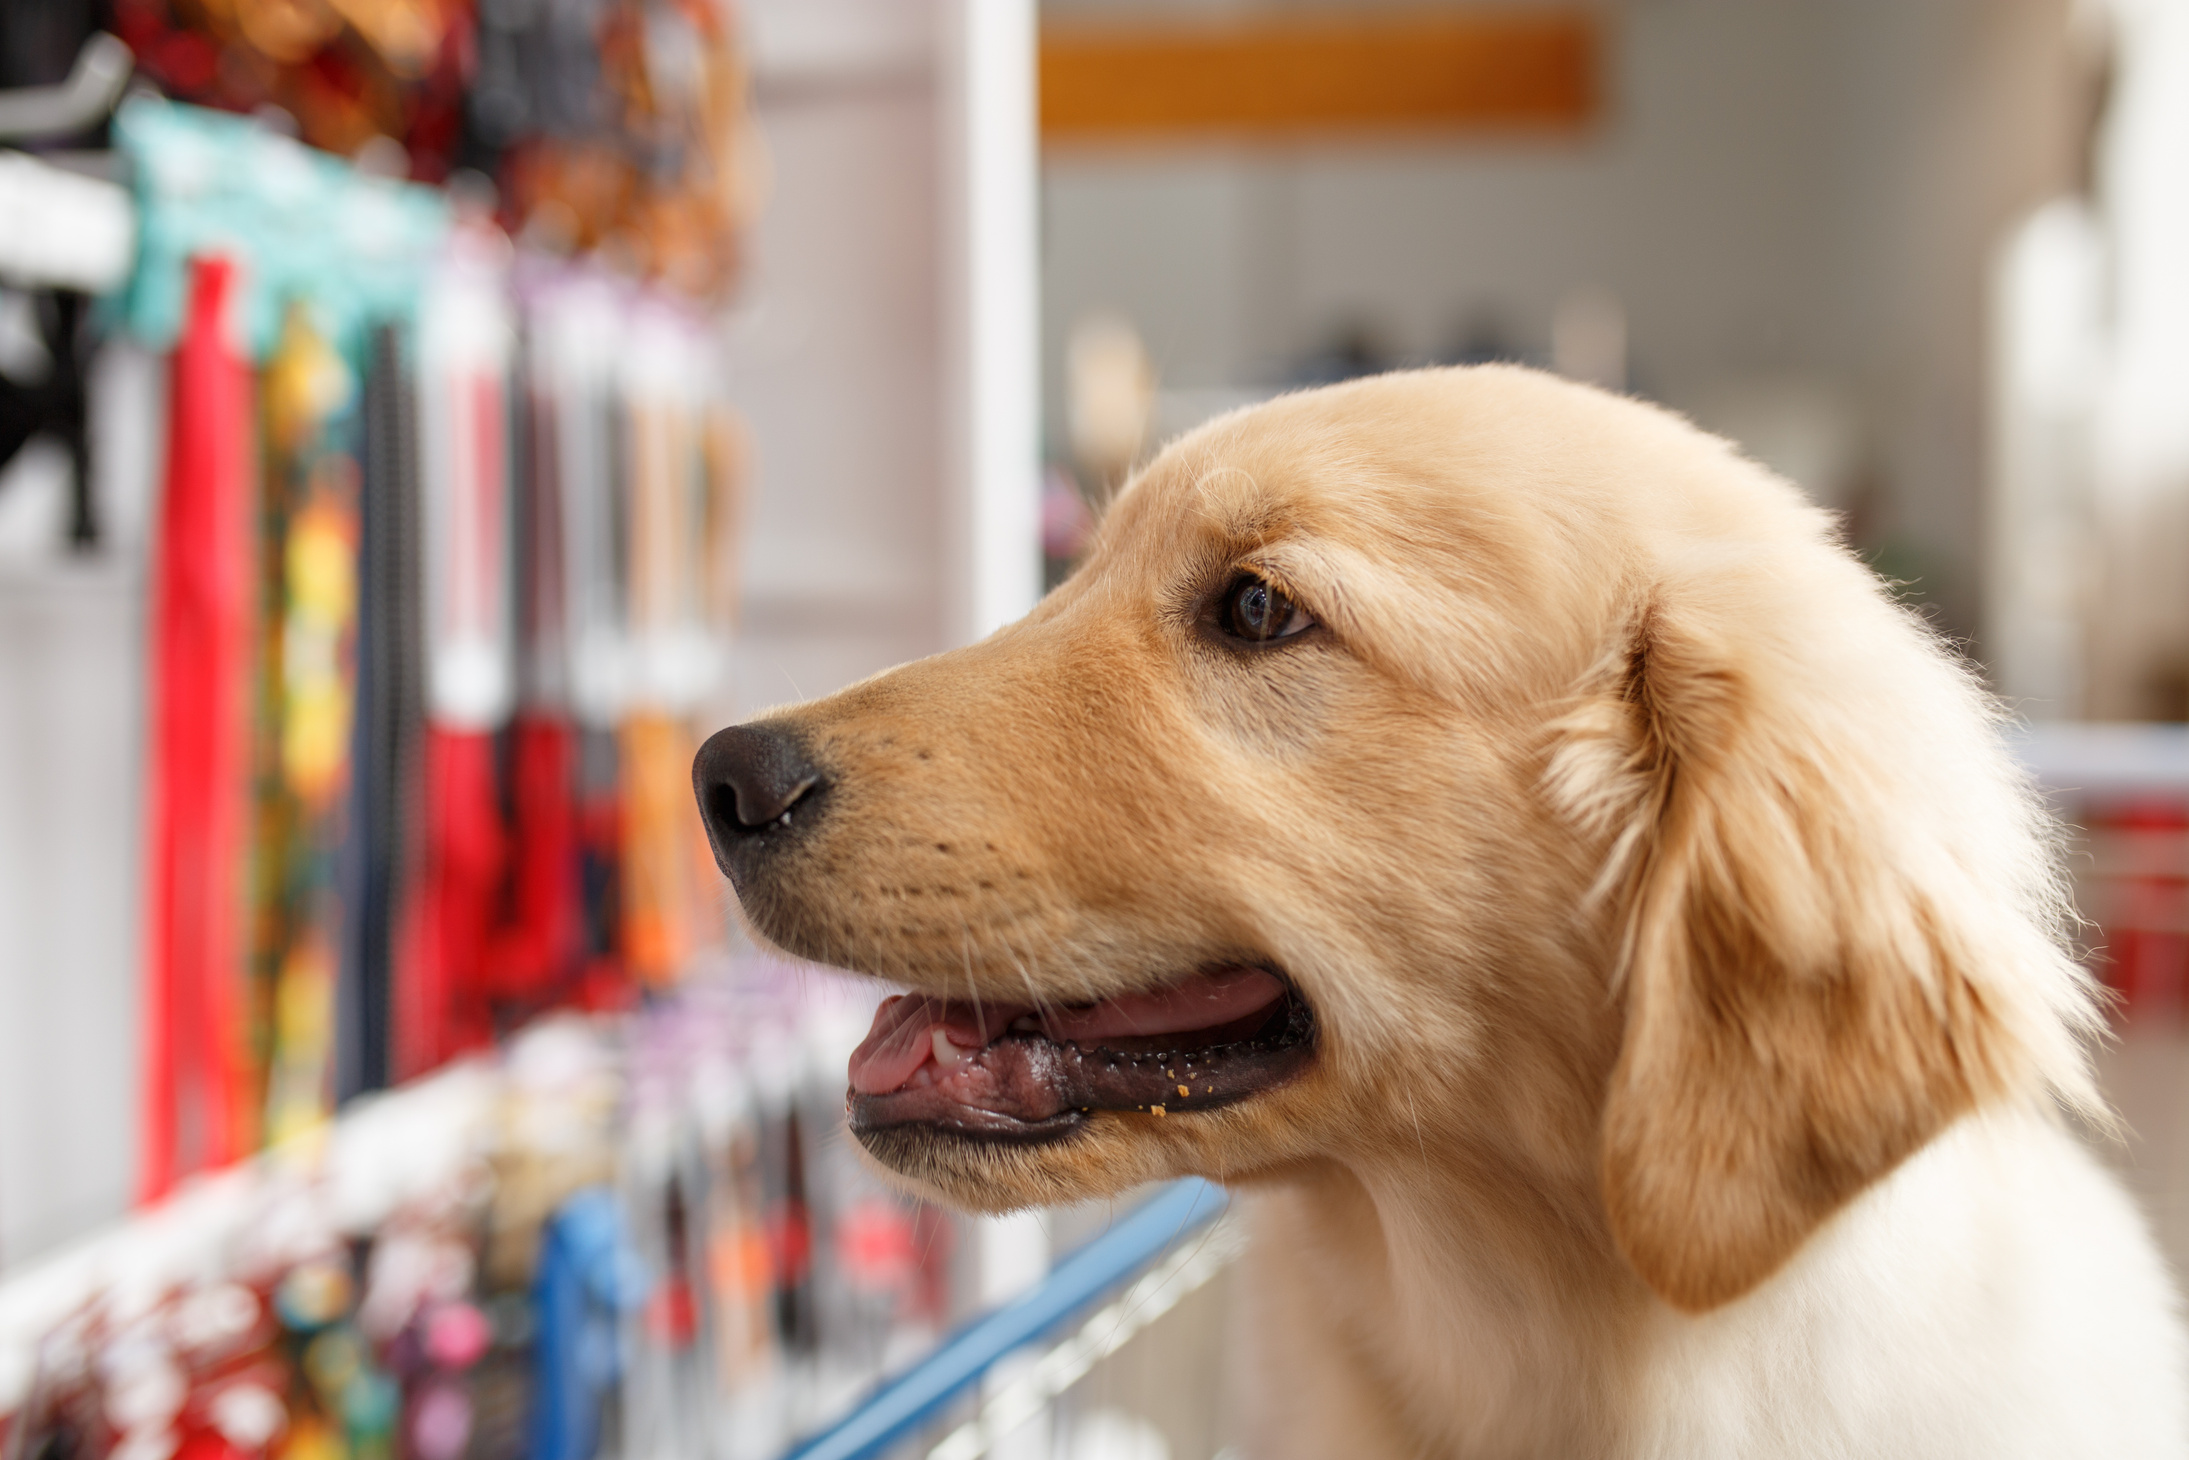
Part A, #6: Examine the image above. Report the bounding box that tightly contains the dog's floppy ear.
[1567,578,2096,1313]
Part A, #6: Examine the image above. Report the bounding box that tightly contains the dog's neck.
[1241,1138,1652,1457]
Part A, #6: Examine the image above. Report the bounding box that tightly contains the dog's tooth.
[931,1028,967,1068]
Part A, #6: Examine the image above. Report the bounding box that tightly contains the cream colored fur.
[726,366,2189,1457]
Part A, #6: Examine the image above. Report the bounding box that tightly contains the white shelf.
[2010,722,2189,797]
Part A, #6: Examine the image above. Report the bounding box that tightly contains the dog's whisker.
[1012,953,1056,1024]
[963,947,986,1031]
[978,911,1052,1021]
[1403,1084,1431,1167]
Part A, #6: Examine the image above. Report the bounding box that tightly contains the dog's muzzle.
[692,715,1321,1152]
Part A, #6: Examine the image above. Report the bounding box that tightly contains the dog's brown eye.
[1220,574,1314,643]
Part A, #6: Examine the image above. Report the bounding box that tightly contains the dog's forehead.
[1069,368,1677,699]
[1104,367,1598,554]
[1108,416,1396,558]
[1094,365,1757,592]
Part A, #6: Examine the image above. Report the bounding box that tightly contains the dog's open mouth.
[846,966,1317,1144]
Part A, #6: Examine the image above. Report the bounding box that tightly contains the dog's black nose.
[693,722,824,858]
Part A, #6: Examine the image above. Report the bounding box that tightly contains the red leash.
[141,256,255,1202]
[406,235,521,1077]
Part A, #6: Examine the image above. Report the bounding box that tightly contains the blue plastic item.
[780,1177,1230,1460]
[531,1186,652,1460]
[111,97,449,360]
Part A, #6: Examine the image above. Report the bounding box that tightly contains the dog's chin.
[851,1114,1197,1211]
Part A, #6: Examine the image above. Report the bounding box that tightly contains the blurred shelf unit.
[2014,723,2189,1018]
[0,981,982,1460]
[0,0,1040,1286]
[1037,8,1599,144]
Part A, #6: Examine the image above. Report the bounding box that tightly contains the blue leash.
[780,1177,1230,1460]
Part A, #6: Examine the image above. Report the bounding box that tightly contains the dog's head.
[695,366,2100,1312]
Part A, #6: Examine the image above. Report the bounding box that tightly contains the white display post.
[726,0,1042,722]
[940,0,1044,648]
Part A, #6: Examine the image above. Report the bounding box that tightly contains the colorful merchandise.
[527,1189,643,1460]
[16,0,769,1249]
[6,980,968,1460]
[113,98,450,362]
[2083,798,2189,1014]
[141,254,258,1200]
[107,0,762,303]
[406,218,520,1078]
[256,303,365,1146]
[111,95,751,1158]
[339,322,425,1101]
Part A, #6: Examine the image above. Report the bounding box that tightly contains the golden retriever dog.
[694,366,2188,1457]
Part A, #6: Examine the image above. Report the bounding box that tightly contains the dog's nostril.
[693,722,824,841]
[703,781,750,835]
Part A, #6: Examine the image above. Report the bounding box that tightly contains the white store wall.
[0,563,141,1269]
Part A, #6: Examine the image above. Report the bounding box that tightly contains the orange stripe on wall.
[1041,10,1600,142]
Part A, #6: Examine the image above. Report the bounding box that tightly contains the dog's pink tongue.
[1039,966,1282,1042]
[848,969,1285,1096]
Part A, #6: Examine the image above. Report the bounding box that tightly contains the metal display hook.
[0,33,134,143]
[0,34,135,550]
